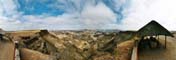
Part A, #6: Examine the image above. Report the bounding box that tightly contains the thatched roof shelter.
[137,20,174,48]
[137,20,174,37]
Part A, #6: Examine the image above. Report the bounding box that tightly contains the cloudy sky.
[0,0,176,31]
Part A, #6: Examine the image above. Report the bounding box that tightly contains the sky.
[0,0,176,31]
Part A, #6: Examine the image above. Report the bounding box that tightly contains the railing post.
[131,40,138,60]
[165,35,167,48]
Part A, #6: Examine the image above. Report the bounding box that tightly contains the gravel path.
[0,41,15,60]
[139,35,176,60]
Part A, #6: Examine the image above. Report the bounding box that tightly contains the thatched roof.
[137,20,174,37]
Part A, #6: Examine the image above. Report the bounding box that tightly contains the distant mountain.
[50,29,121,33]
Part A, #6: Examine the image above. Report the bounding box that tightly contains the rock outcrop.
[5,30,134,60]
[20,48,54,60]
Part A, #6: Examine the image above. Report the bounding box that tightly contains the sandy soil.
[0,41,15,60]
[139,34,176,60]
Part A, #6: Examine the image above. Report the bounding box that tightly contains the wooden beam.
[165,35,167,48]
[158,35,159,40]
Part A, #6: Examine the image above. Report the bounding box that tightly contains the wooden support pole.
[165,35,167,48]
[158,35,159,40]
[13,43,16,60]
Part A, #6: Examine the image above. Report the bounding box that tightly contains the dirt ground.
[115,40,134,60]
[139,34,176,60]
[0,41,15,60]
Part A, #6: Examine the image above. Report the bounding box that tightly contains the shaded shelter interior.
[137,20,174,51]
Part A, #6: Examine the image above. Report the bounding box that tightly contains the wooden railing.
[131,40,138,60]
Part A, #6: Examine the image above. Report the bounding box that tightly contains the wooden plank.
[165,35,167,48]
[131,47,138,60]
[0,41,15,60]
[131,40,138,60]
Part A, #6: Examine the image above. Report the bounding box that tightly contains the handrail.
[131,40,138,60]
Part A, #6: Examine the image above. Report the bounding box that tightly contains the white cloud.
[0,0,23,30]
[22,2,118,30]
[0,0,120,31]
[0,0,20,17]
[1,0,176,31]
[120,0,176,30]
[80,2,117,29]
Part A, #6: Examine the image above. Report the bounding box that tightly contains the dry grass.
[5,30,40,41]
[114,40,134,60]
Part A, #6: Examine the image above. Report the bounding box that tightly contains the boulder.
[20,48,54,60]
